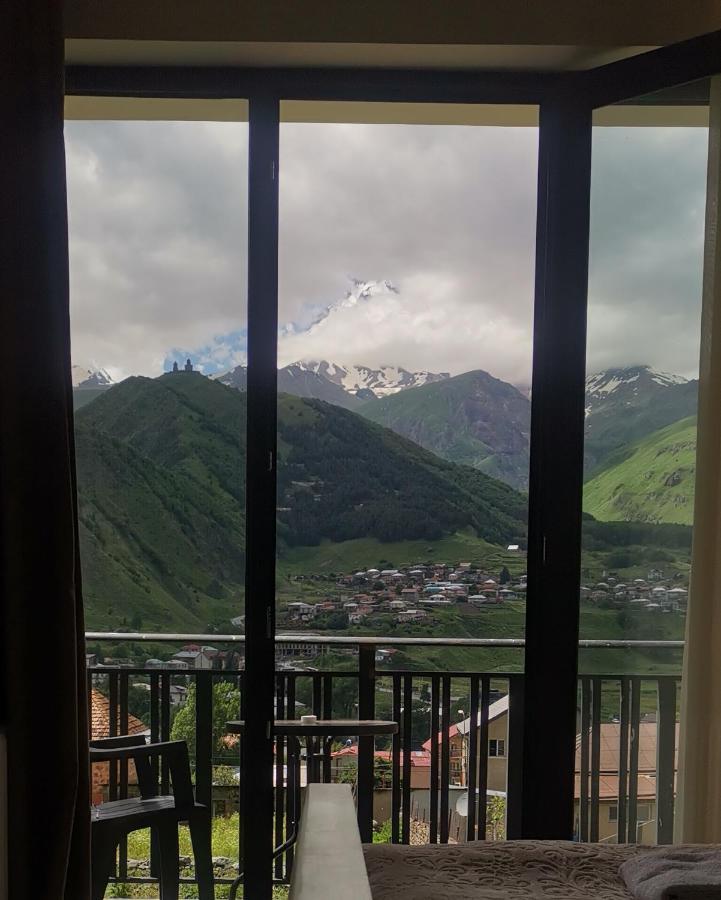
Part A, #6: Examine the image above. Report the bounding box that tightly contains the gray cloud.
[66,117,708,385]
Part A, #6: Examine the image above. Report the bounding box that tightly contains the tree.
[127,685,151,724]
[171,681,241,764]
[499,566,511,585]
[336,757,392,789]
[487,795,506,840]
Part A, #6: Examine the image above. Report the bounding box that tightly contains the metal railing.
[86,632,682,889]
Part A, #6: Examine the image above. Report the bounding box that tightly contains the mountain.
[353,363,697,492]
[213,362,360,409]
[76,372,526,629]
[293,360,450,399]
[359,370,531,490]
[73,365,114,388]
[213,360,450,405]
[72,365,115,410]
[584,366,698,474]
[583,416,697,525]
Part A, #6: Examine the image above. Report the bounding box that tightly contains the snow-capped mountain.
[213,358,450,404]
[72,365,114,389]
[586,365,687,403]
[583,365,697,473]
[302,279,399,335]
[213,362,359,409]
[294,360,450,399]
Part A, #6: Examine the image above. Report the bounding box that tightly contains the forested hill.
[76,373,527,629]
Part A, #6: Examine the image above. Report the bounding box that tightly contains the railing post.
[195,671,213,810]
[506,675,525,839]
[656,678,677,844]
[357,644,376,842]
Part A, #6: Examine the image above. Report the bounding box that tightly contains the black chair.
[90,735,214,900]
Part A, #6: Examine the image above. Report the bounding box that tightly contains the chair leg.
[150,825,161,879]
[157,823,180,900]
[91,833,116,900]
[190,810,216,900]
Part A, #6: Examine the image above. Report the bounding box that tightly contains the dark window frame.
[64,31,721,896]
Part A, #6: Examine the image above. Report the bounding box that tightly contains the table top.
[226,719,398,736]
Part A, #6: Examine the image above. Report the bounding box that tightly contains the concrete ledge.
[289,783,372,900]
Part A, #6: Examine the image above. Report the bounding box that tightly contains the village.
[276,560,689,633]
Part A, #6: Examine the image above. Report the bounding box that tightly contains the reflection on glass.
[576,103,708,847]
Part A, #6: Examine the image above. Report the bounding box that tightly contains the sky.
[65,116,709,386]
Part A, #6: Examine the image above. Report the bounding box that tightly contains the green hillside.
[359,370,530,489]
[76,374,248,631]
[583,417,697,524]
[277,393,527,546]
[584,373,697,475]
[76,373,527,629]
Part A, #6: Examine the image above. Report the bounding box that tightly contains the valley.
[73,363,694,679]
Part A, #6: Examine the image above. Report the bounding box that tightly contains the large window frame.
[65,29,721,896]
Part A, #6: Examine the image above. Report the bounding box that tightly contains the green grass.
[583,417,697,525]
[106,816,289,898]
[278,532,526,577]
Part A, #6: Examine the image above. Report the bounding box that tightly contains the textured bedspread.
[364,840,645,900]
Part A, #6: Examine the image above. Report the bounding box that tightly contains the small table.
[226,718,398,897]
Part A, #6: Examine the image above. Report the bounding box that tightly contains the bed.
[363,840,646,899]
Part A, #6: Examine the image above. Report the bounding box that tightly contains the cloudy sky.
[65,117,708,386]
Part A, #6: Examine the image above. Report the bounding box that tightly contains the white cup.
[301,714,317,725]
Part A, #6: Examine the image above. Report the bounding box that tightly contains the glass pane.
[578,90,709,845]
[276,101,538,844]
[66,98,248,885]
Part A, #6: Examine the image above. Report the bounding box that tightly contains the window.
[277,100,537,675]
[637,803,652,823]
[489,739,506,757]
[609,805,618,823]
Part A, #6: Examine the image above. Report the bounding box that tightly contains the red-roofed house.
[331,744,432,789]
[89,688,149,805]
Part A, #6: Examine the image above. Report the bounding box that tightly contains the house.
[330,744,431,790]
[397,609,427,623]
[444,701,677,843]
[286,601,317,622]
[171,645,217,669]
[573,722,679,842]
[428,695,510,791]
[89,689,148,805]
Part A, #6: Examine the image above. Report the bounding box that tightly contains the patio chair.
[90,735,214,900]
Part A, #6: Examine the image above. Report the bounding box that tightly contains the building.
[89,689,148,805]
[427,695,510,792]
[330,744,431,790]
[441,703,677,843]
[171,645,218,670]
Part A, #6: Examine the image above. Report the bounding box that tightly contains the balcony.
[87,632,682,894]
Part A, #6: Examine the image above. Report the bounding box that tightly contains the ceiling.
[63,1,721,72]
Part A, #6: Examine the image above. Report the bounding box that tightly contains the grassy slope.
[278,532,524,576]
[583,417,697,525]
[358,370,530,489]
[76,374,247,631]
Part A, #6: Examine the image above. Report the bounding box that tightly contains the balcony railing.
[85,632,683,891]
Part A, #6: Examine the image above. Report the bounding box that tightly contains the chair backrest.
[89,737,195,810]
[89,734,156,799]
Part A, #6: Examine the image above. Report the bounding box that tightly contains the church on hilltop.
[172,358,194,373]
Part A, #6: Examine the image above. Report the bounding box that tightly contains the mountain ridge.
[76,373,527,629]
